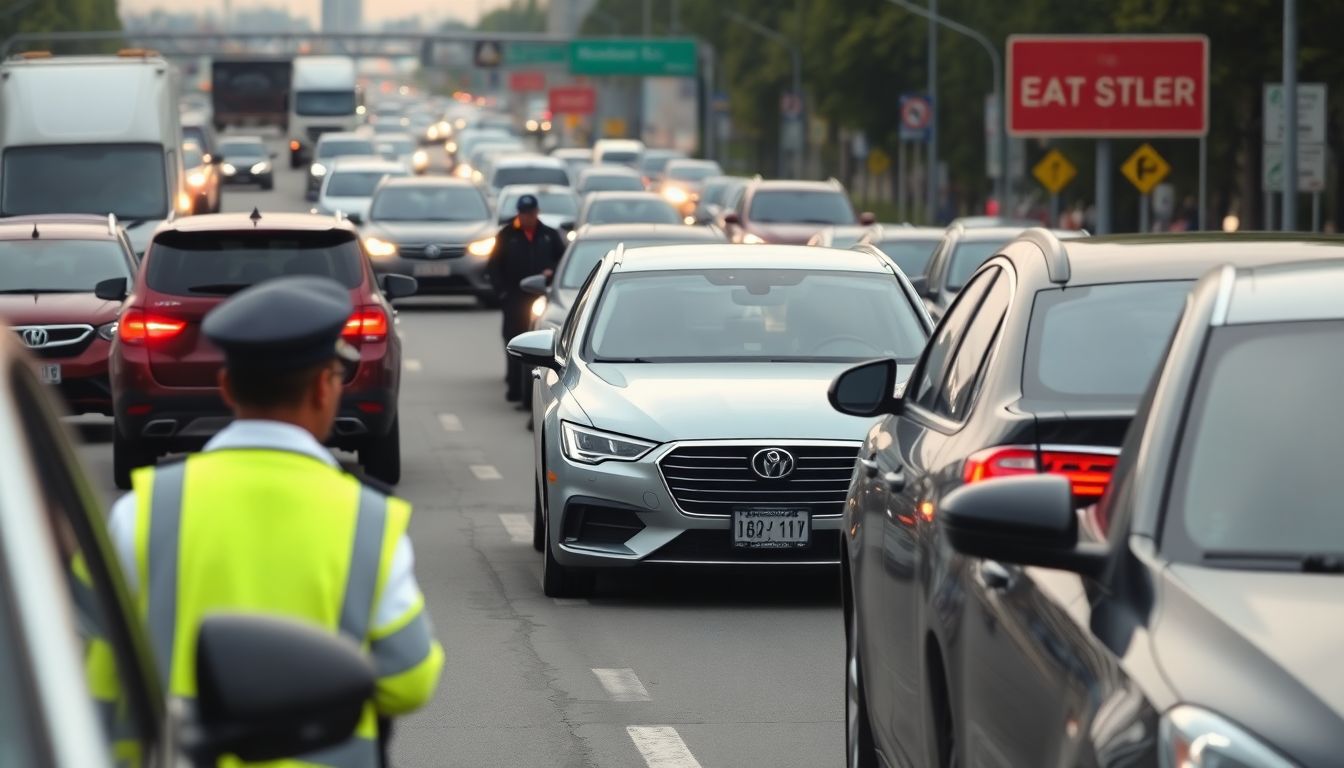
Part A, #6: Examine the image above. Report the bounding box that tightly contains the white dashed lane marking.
[592,668,651,702]
[471,464,502,480]
[438,413,463,432]
[497,513,532,543]
[627,726,702,768]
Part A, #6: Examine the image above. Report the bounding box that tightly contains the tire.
[113,432,155,491]
[542,511,593,598]
[847,600,880,768]
[360,416,401,485]
[532,483,545,552]
[260,176,274,191]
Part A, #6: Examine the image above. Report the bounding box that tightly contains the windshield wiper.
[121,219,151,229]
[592,357,657,363]
[186,283,252,295]
[1203,550,1344,573]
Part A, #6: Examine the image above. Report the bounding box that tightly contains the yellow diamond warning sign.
[1032,149,1076,195]
[1121,143,1171,195]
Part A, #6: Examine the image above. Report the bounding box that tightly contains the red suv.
[0,214,138,415]
[108,212,417,489]
[721,178,874,245]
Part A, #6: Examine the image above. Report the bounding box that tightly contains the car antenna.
[249,207,262,227]
[30,223,38,239]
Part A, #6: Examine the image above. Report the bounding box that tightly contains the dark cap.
[202,276,360,372]
[516,194,539,212]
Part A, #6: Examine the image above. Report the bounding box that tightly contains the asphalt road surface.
[75,135,843,768]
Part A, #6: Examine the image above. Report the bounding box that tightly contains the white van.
[0,50,185,253]
[288,56,359,168]
[591,138,645,169]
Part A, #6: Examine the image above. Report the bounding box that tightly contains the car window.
[910,268,999,412]
[147,230,364,295]
[560,237,718,289]
[182,145,204,169]
[876,239,940,279]
[946,241,1011,292]
[666,163,721,182]
[218,142,266,160]
[317,140,375,159]
[326,171,400,198]
[558,264,601,361]
[585,198,681,226]
[747,190,854,225]
[2,144,168,221]
[580,175,645,194]
[370,186,488,222]
[934,270,1011,420]
[492,167,569,188]
[499,191,578,218]
[0,240,134,292]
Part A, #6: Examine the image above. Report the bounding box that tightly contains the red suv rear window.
[145,230,363,296]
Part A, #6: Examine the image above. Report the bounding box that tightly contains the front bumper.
[543,437,855,568]
[222,170,271,185]
[19,335,114,415]
[370,254,492,295]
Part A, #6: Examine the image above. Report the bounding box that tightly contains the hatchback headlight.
[561,422,657,464]
[1160,706,1297,768]
[467,236,496,257]
[364,236,398,259]
[250,161,271,175]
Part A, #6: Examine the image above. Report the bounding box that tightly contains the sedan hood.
[749,222,834,245]
[1154,565,1344,764]
[365,220,494,245]
[0,292,120,325]
[569,362,910,442]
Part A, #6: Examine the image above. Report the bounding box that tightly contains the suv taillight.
[342,307,389,343]
[118,309,186,345]
[963,446,1117,499]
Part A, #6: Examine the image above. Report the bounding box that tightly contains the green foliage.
[1,0,121,42]
[477,0,546,33]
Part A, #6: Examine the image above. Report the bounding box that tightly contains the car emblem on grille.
[751,448,796,479]
[19,327,48,348]
[424,244,442,258]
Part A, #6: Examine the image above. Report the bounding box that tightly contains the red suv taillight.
[963,446,1118,499]
[118,309,186,345]
[342,307,389,344]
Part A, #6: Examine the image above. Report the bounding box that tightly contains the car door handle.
[882,470,906,493]
[858,457,879,478]
[979,560,1015,590]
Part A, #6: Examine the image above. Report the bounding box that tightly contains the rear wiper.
[186,283,251,295]
[1203,550,1344,573]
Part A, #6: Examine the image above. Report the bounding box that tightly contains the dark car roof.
[1046,233,1344,286]
[153,212,358,235]
[0,214,119,241]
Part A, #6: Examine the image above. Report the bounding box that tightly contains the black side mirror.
[519,274,549,295]
[381,273,418,299]
[345,213,363,225]
[908,274,929,297]
[559,222,575,233]
[723,212,741,226]
[828,358,902,418]
[187,614,374,764]
[94,277,128,302]
[506,328,559,371]
[941,475,1107,577]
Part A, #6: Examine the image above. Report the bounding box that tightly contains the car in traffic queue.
[483,155,571,199]
[856,223,944,281]
[922,258,1344,768]
[181,140,221,215]
[447,127,514,174]
[0,214,136,417]
[508,244,934,597]
[361,176,499,305]
[638,148,687,187]
[306,132,378,201]
[572,191,683,236]
[692,175,749,226]
[0,331,381,767]
[551,147,592,179]
[575,165,647,197]
[461,140,526,183]
[807,225,874,249]
[915,223,1085,321]
[722,178,873,245]
[496,184,580,231]
[374,131,430,175]
[591,138,645,169]
[180,116,219,165]
[828,231,1344,768]
[108,212,418,489]
[216,136,275,191]
[658,159,725,218]
[314,156,409,223]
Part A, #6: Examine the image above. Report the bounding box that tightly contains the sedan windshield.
[2,144,167,220]
[748,190,854,225]
[1169,320,1344,561]
[579,174,645,194]
[317,140,376,159]
[219,142,266,161]
[378,138,416,155]
[667,162,723,183]
[586,269,925,362]
[370,186,488,222]
[561,237,715,289]
[0,240,130,292]
[584,198,681,226]
[327,171,398,198]
[876,239,940,278]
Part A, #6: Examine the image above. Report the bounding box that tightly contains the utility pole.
[927,0,938,223]
[1282,0,1298,230]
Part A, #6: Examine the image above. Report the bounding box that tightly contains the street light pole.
[927,0,938,222]
[1282,0,1298,230]
[724,10,802,179]
[884,0,1008,219]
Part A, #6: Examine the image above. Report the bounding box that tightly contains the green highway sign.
[569,39,698,77]
[505,42,569,66]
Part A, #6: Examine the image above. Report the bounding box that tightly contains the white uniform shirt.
[107,420,423,632]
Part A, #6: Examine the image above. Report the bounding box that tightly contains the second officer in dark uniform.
[486,193,566,402]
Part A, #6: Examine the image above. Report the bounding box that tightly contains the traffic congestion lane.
[78,149,842,767]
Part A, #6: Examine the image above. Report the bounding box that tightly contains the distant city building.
[322,0,362,32]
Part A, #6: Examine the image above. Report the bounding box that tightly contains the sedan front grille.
[659,443,859,518]
[11,324,95,358]
[398,245,467,260]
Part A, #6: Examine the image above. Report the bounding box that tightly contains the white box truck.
[0,50,185,253]
[288,55,360,168]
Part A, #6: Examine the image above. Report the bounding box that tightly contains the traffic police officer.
[107,276,443,768]
[486,193,566,403]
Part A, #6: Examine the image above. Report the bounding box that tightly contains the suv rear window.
[146,230,363,296]
[1023,281,1191,407]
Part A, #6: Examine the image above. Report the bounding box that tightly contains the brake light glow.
[118,309,186,344]
[342,307,389,343]
[963,445,1118,499]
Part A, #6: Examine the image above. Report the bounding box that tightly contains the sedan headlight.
[742,232,766,244]
[445,140,458,154]
[220,163,237,176]
[1160,706,1297,768]
[187,171,206,188]
[454,164,473,179]
[310,162,327,177]
[561,422,657,464]
[412,150,429,170]
[663,186,689,205]
[364,236,398,259]
[250,161,271,175]
[467,236,496,257]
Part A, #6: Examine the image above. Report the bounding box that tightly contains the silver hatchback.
[508,244,933,596]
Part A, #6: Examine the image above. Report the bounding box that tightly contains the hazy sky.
[118,0,512,26]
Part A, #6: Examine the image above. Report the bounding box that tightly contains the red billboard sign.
[549,86,596,115]
[508,71,546,92]
[1007,35,1209,137]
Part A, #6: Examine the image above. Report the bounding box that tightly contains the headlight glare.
[531,296,547,318]
[310,162,327,177]
[364,236,398,258]
[561,422,656,464]
[250,161,270,175]
[187,171,206,188]
[1160,706,1297,768]
[220,163,237,176]
[663,186,689,205]
[467,236,496,257]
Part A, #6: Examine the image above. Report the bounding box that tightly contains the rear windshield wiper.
[1203,550,1344,574]
[186,283,252,295]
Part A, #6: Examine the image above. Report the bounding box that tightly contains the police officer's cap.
[516,194,539,212]
[202,276,360,371]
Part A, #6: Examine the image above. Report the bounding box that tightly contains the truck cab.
[288,55,360,169]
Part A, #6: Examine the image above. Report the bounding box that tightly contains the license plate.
[733,508,811,549]
[413,263,452,277]
[39,364,61,384]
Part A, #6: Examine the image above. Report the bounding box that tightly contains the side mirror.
[94,277,128,302]
[519,274,549,295]
[345,213,363,225]
[941,475,1107,576]
[381,273,418,299]
[859,211,877,225]
[722,212,741,226]
[828,358,902,418]
[188,614,374,763]
[506,328,559,371]
[558,222,575,233]
[908,274,929,297]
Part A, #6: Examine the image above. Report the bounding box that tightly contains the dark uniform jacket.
[486,217,567,338]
